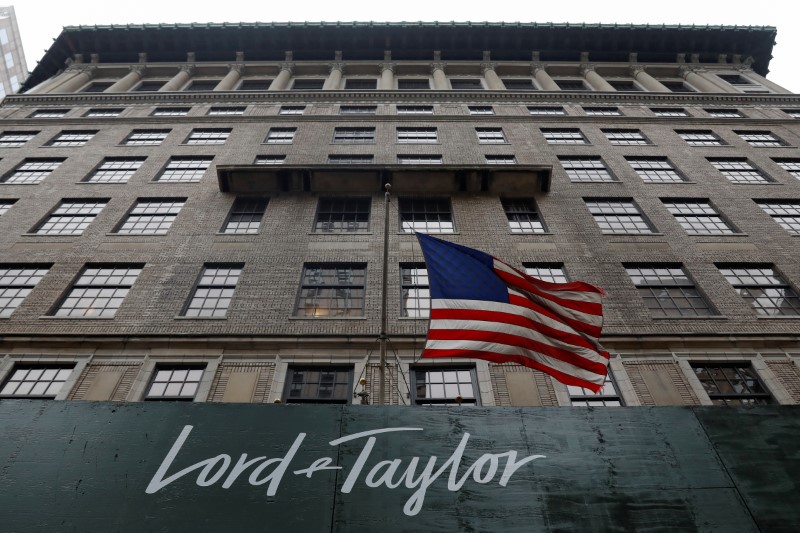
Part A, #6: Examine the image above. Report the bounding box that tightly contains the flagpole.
[379,182,391,405]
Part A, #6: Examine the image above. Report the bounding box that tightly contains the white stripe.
[507,288,603,331]
[494,260,603,304]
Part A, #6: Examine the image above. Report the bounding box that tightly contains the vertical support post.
[379,183,391,405]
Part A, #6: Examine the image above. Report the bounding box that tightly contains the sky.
[11,0,799,92]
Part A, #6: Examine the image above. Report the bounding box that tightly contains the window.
[569,372,623,406]
[584,107,621,116]
[237,80,272,91]
[709,158,771,184]
[265,128,296,144]
[333,127,375,144]
[661,81,695,92]
[524,264,568,283]
[255,155,286,165]
[156,157,213,183]
[279,106,305,115]
[182,264,243,318]
[542,129,588,145]
[608,81,641,91]
[314,197,370,233]
[735,131,786,147]
[185,80,218,92]
[475,127,507,144]
[485,155,516,165]
[34,200,107,235]
[783,109,800,119]
[152,107,190,117]
[626,265,715,317]
[221,198,268,234]
[773,158,800,179]
[401,264,429,318]
[718,265,800,316]
[397,155,443,165]
[397,79,431,90]
[0,199,16,217]
[0,131,37,147]
[340,105,376,115]
[706,108,742,118]
[397,105,434,115]
[502,198,545,233]
[208,106,246,116]
[468,106,494,115]
[30,109,69,118]
[145,366,205,401]
[344,79,377,90]
[559,157,615,182]
[413,368,478,405]
[603,129,651,146]
[586,199,655,234]
[0,365,73,399]
[756,201,800,235]
[135,81,164,92]
[291,79,324,90]
[554,80,587,91]
[85,157,145,184]
[677,130,726,146]
[327,154,375,164]
[399,197,454,233]
[123,129,170,146]
[283,366,353,403]
[651,108,688,117]
[2,158,65,184]
[528,106,565,115]
[450,79,483,90]
[397,127,437,143]
[626,157,686,183]
[294,264,366,317]
[47,130,97,147]
[184,128,231,145]
[84,108,123,117]
[114,199,185,235]
[53,265,142,317]
[692,364,772,405]
[717,74,769,93]
[663,200,736,235]
[0,265,49,317]
[501,79,536,91]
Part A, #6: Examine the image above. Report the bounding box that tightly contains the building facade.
[0,6,26,98]
[1,22,799,410]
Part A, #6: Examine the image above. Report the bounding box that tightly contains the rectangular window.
[397,105,434,115]
[501,79,536,91]
[182,264,243,318]
[502,198,545,233]
[255,155,286,165]
[265,128,296,144]
[237,80,272,91]
[717,74,769,93]
[692,364,771,405]
[626,265,714,317]
[185,80,218,92]
[485,155,516,165]
[626,157,686,183]
[663,200,735,235]
[709,158,771,184]
[146,366,205,401]
[756,201,800,235]
[661,81,695,92]
[152,107,190,117]
[0,265,49,318]
[84,108,123,117]
[114,198,185,235]
[327,154,375,164]
[123,129,170,146]
[397,155,443,165]
[773,158,800,179]
[542,128,588,145]
[584,107,621,116]
[560,157,615,182]
[397,127,437,143]
[524,264,568,283]
[0,199,16,217]
[603,129,651,146]
[554,80,587,90]
[586,199,655,234]
[221,197,268,234]
[47,130,97,147]
[651,107,688,117]
[399,197,453,233]
[135,81,164,92]
[735,131,786,147]
[475,127,507,144]
[468,106,494,115]
[34,200,107,235]
[569,371,622,406]
[0,131,38,147]
[294,264,366,317]
[30,109,69,118]
[677,130,726,146]
[333,127,375,144]
[608,81,641,91]
[397,79,431,90]
[706,108,742,118]
[413,368,478,405]
[401,264,429,318]
[314,197,370,233]
[53,265,142,318]
[528,106,565,115]
[340,105,377,115]
[2,158,65,184]
[283,366,353,403]
[783,109,800,119]
[0,365,73,399]
[184,128,231,145]
[208,106,246,116]
[85,157,145,184]
[344,79,377,90]
[718,265,800,316]
[450,79,483,90]
[291,79,324,90]
[279,106,306,115]
[156,157,212,183]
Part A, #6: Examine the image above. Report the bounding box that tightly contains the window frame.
[603,129,652,146]
[559,157,616,183]
[524,263,569,284]
[475,127,507,144]
[144,365,206,401]
[155,156,213,183]
[400,263,429,318]
[51,264,143,318]
[332,127,375,144]
[293,263,367,318]
[568,371,623,407]
[1,158,65,184]
[0,131,39,147]
[313,197,371,233]
[396,127,437,144]
[398,197,454,234]
[122,129,170,146]
[282,365,354,404]
[755,200,800,235]
[264,128,297,145]
[691,363,772,405]
[625,264,717,318]
[183,128,232,146]
[626,157,687,183]
[411,366,480,406]
[586,199,656,234]
[662,199,737,235]
[220,197,268,235]
[717,264,800,316]
[84,157,146,184]
[0,364,75,399]
[32,199,108,236]
[112,198,186,235]
[501,197,546,234]
[181,263,244,318]
[541,128,589,145]
[0,264,50,318]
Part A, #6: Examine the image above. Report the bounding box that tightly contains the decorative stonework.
[378,62,395,74]
[328,62,345,74]
[480,62,497,75]
[430,62,447,74]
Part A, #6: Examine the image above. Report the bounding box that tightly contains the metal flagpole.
[379,183,391,405]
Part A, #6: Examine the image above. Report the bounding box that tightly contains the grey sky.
[13,0,799,92]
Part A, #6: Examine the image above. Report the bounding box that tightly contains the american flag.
[416,233,609,393]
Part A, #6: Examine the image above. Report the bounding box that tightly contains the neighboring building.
[0,6,26,98]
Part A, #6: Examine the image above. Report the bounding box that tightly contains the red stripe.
[508,294,603,339]
[496,258,607,296]
[496,270,603,316]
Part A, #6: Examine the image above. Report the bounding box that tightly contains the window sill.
[398,232,460,236]
[39,316,116,320]
[75,181,126,185]
[693,233,749,237]
[509,231,554,236]
[651,316,728,320]
[105,233,168,237]
[606,233,665,237]
[173,316,229,320]
[309,232,374,235]
[756,315,800,320]
[216,232,260,236]
[398,317,429,321]
[20,233,77,238]
[288,316,367,320]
